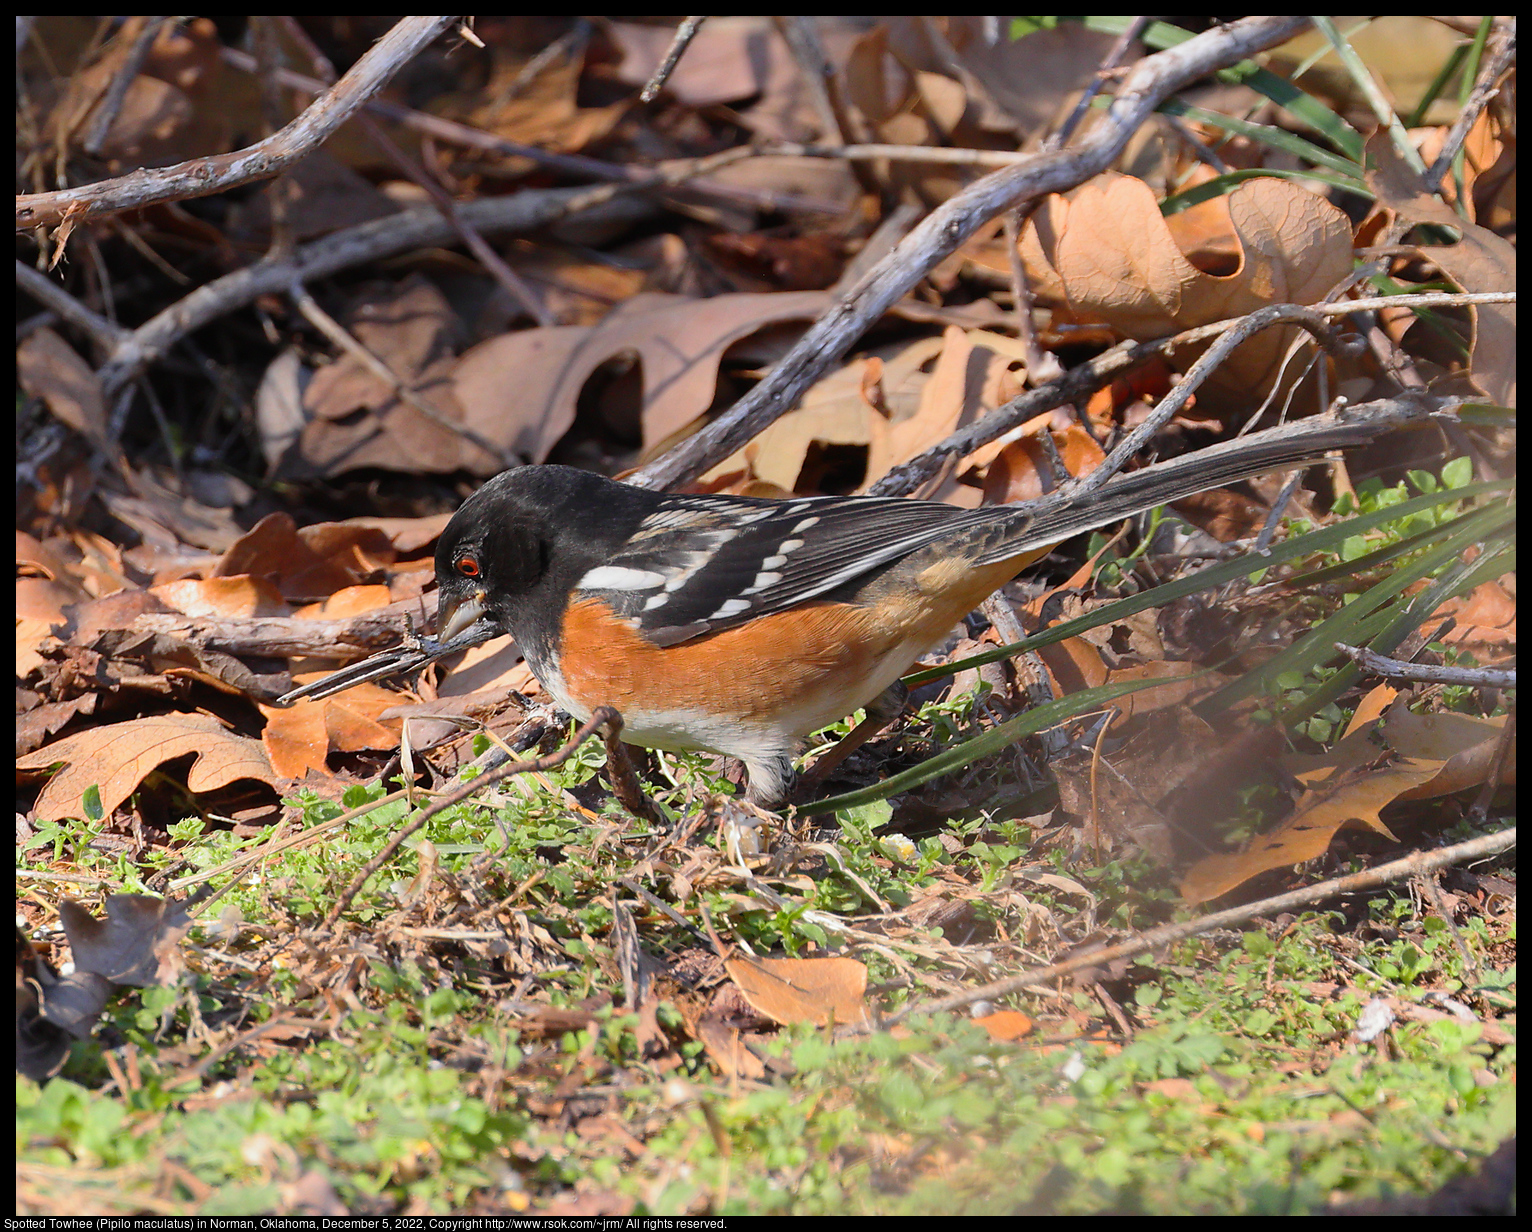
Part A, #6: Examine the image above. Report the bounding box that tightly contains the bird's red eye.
[456,555,480,578]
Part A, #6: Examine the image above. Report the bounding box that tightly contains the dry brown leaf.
[18,714,275,825]
[17,576,78,676]
[17,328,109,444]
[1103,660,1207,720]
[608,18,860,143]
[236,152,399,245]
[704,231,846,291]
[150,574,289,619]
[259,681,406,779]
[974,1009,1034,1041]
[292,584,395,621]
[982,419,1105,504]
[1024,174,1354,408]
[1365,132,1516,406]
[1431,578,1516,652]
[699,334,934,492]
[453,290,832,468]
[57,893,192,987]
[1383,706,1513,799]
[291,276,484,478]
[214,513,396,602]
[1342,683,1400,738]
[1179,763,1418,904]
[866,325,989,496]
[937,17,1129,138]
[502,244,647,327]
[1184,704,1509,903]
[724,954,869,1027]
[691,984,772,1081]
[259,696,331,781]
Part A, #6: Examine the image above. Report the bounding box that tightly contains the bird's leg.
[603,730,664,824]
[795,680,910,800]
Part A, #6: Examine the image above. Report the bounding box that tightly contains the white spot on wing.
[761,554,788,569]
[779,538,804,553]
[644,593,670,611]
[792,516,820,532]
[709,597,752,620]
[577,565,665,591]
[747,571,782,592]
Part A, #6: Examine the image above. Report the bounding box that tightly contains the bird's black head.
[433,465,655,649]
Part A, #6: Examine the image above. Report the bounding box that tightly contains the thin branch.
[80,16,169,156]
[884,827,1515,1025]
[1424,17,1517,192]
[1043,16,1146,153]
[640,16,706,103]
[17,15,461,231]
[867,293,1506,500]
[275,14,552,326]
[15,259,127,350]
[1334,643,1515,690]
[215,45,844,216]
[1066,302,1351,499]
[77,147,752,398]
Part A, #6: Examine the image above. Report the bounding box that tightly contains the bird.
[426,421,1375,808]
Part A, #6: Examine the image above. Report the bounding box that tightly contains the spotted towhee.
[367,420,1375,807]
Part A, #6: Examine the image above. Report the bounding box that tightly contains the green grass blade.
[1195,500,1514,714]
[903,479,1513,688]
[799,676,1173,816]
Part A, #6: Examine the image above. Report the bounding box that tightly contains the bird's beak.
[437,588,486,642]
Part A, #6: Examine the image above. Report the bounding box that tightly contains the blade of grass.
[798,676,1171,815]
[1444,16,1496,214]
[1161,167,1369,215]
[1079,16,1366,161]
[1195,500,1514,714]
[1278,535,1514,728]
[902,479,1513,688]
[1155,98,1366,181]
[1311,15,1428,175]
[1404,39,1471,129]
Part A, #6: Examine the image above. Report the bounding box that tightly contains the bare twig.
[76,146,753,399]
[867,293,1506,500]
[1252,468,1307,554]
[1334,643,1515,690]
[215,45,843,216]
[15,259,127,350]
[629,16,1313,491]
[1313,16,1427,176]
[80,16,169,156]
[1470,711,1516,824]
[1000,208,1058,383]
[276,15,553,326]
[130,607,428,661]
[1043,16,1147,153]
[287,281,519,470]
[17,15,460,231]
[761,141,1067,168]
[640,15,706,103]
[1066,302,1351,498]
[884,827,1515,1025]
[1424,17,1517,192]
[324,707,621,928]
